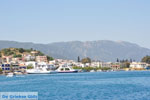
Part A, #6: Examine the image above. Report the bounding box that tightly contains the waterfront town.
[0,48,150,76]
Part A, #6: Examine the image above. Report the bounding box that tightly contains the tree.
[0,68,3,74]
[37,51,44,56]
[125,59,129,62]
[130,59,133,63]
[124,62,130,68]
[77,56,80,62]
[13,54,22,58]
[47,56,54,61]
[81,57,91,64]
[30,48,33,51]
[19,48,25,53]
[27,64,34,69]
[141,56,150,64]
[116,58,119,62]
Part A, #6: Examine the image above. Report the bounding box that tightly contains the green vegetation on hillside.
[0,48,54,61]
[73,66,111,72]
[81,57,91,64]
[141,56,150,64]
[0,68,3,74]
[47,56,54,61]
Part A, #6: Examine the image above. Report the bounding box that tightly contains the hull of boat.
[58,71,78,73]
[27,70,57,74]
[49,71,58,74]
[6,73,14,77]
[27,72,51,74]
[26,70,51,74]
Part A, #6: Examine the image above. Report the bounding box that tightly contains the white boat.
[6,73,14,77]
[90,70,96,72]
[57,66,78,73]
[97,69,102,72]
[26,62,57,74]
[26,68,52,74]
[49,70,58,74]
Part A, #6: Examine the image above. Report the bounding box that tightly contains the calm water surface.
[0,71,150,100]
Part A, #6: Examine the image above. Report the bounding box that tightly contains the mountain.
[0,40,149,62]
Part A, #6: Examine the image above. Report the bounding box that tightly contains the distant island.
[0,47,150,75]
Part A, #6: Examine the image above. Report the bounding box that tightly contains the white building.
[24,55,35,61]
[130,62,148,69]
[100,62,112,68]
[91,62,101,67]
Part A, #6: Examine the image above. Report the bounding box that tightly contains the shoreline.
[1,70,150,76]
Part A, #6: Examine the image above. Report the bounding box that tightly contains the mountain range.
[0,40,149,62]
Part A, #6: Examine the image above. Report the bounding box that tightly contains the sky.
[0,0,150,48]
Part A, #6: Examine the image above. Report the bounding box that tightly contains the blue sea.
[0,71,150,100]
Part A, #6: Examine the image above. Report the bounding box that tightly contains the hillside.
[0,40,149,61]
[0,48,54,61]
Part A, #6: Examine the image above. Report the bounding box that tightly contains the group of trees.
[13,54,22,58]
[73,66,111,72]
[1,48,14,56]
[116,56,150,64]
[47,56,54,61]
[116,58,132,68]
[77,56,131,68]
[116,58,135,63]
[27,64,34,69]
[81,57,91,64]
[141,56,150,64]
[77,55,150,69]
[0,68,2,74]
[77,56,91,64]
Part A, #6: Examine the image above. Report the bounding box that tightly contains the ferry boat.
[26,63,57,74]
[26,68,57,74]
[6,73,14,77]
[57,66,78,73]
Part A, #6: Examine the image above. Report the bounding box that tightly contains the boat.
[97,69,102,72]
[14,71,23,75]
[26,68,52,74]
[90,70,96,72]
[6,73,14,77]
[26,62,57,74]
[26,67,57,74]
[57,66,78,73]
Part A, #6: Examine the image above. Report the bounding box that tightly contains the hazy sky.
[0,0,150,48]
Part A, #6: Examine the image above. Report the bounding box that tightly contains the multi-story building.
[1,64,11,72]
[31,51,38,56]
[100,62,112,68]
[91,62,101,67]
[2,56,12,63]
[23,55,35,61]
[36,56,48,63]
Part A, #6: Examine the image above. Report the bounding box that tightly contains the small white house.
[100,62,112,68]
[25,55,35,61]
[91,62,101,67]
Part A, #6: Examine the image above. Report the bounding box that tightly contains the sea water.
[0,71,150,100]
